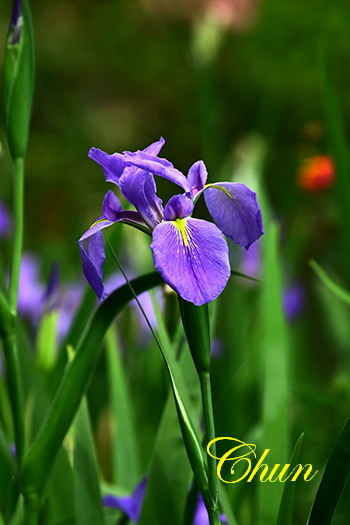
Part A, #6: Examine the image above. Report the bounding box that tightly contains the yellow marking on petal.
[90,218,109,229]
[174,218,189,247]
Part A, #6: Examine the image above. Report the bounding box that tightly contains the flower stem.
[199,370,221,525]
[2,330,25,467]
[23,490,39,525]
[9,156,24,314]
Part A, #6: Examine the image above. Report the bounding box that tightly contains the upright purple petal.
[102,190,123,220]
[150,218,230,305]
[204,182,263,249]
[102,478,147,523]
[124,151,191,193]
[163,194,194,221]
[119,170,163,228]
[188,161,208,197]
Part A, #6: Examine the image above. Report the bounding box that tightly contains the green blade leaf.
[105,327,140,489]
[258,221,290,525]
[307,419,350,525]
[22,272,163,492]
[276,434,304,525]
[73,397,105,525]
[139,294,202,525]
[310,260,350,307]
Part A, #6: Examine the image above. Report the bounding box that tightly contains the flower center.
[174,218,189,247]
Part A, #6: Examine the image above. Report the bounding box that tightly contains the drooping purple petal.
[150,218,230,305]
[188,161,208,197]
[0,201,12,237]
[163,194,194,221]
[204,182,263,249]
[79,227,107,300]
[102,478,147,523]
[124,151,191,193]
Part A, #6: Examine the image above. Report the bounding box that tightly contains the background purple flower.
[0,201,12,238]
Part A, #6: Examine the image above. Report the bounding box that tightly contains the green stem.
[9,157,24,314]
[199,371,220,525]
[2,330,25,467]
[23,490,39,525]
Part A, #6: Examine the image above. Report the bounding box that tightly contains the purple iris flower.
[103,479,227,524]
[17,254,46,324]
[79,138,263,306]
[103,478,147,523]
[283,282,306,322]
[239,239,306,321]
[0,201,12,237]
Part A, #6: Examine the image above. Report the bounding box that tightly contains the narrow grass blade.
[22,272,163,492]
[138,294,202,525]
[258,221,290,525]
[105,327,140,489]
[73,397,105,525]
[0,427,18,520]
[310,260,350,307]
[307,419,350,525]
[276,434,304,525]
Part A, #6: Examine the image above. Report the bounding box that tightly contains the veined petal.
[88,148,125,185]
[89,138,166,186]
[188,161,208,196]
[102,190,123,220]
[124,151,191,193]
[204,182,264,249]
[119,170,163,228]
[79,224,110,300]
[123,136,165,157]
[150,218,230,306]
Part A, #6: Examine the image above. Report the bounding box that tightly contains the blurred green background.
[1,0,349,271]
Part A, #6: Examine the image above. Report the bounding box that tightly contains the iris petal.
[89,138,166,186]
[119,171,163,228]
[102,478,147,523]
[79,194,147,299]
[88,148,125,185]
[188,161,208,197]
[204,182,264,249]
[150,218,230,305]
[163,194,194,221]
[124,151,191,193]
